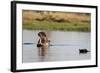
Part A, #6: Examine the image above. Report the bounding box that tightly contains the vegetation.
[22,10,91,32]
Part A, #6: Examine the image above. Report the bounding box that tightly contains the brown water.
[22,30,91,63]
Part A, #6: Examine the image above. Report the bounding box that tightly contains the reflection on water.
[22,30,91,63]
[38,47,48,62]
[38,47,48,56]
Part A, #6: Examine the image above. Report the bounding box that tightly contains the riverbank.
[22,11,91,32]
[23,21,91,32]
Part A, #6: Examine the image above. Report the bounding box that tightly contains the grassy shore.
[22,10,91,32]
[23,21,91,32]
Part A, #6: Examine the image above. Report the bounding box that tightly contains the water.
[22,30,91,63]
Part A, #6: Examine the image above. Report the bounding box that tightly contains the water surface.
[22,30,91,63]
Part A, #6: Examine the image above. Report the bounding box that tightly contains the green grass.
[23,21,91,32]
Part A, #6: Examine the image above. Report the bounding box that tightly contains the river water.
[22,30,91,63]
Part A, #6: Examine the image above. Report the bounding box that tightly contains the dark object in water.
[79,49,90,54]
[37,44,43,47]
[23,43,34,45]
